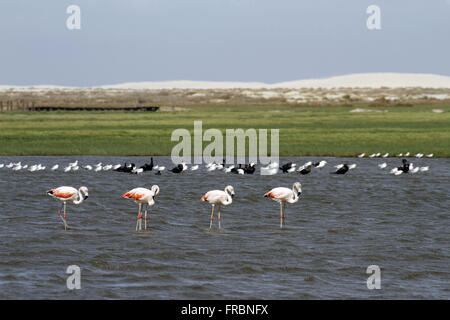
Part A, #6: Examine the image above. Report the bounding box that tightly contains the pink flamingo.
[46,186,89,230]
[264,182,302,228]
[201,185,235,230]
[121,186,160,231]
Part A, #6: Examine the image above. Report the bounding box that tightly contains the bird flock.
[0,152,433,176]
[3,152,434,231]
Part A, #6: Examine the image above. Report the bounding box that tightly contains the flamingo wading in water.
[264,182,302,229]
[46,186,89,230]
[201,185,235,230]
[122,186,160,231]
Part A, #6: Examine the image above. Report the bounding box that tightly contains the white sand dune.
[2,73,450,91]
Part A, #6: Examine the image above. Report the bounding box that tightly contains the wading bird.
[121,186,160,231]
[46,186,89,230]
[264,182,302,229]
[201,185,235,230]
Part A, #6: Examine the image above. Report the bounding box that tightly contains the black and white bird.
[332,164,349,174]
[280,162,295,173]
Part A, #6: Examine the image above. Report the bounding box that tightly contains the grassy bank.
[0,104,449,157]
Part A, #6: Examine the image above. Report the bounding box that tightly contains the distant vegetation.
[1,87,450,110]
[0,104,448,157]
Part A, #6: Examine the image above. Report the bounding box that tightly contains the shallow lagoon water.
[0,156,448,299]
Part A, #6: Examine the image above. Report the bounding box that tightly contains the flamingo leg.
[280,202,283,229]
[63,202,68,230]
[218,205,221,229]
[209,205,215,230]
[136,203,142,231]
[284,202,287,227]
[144,205,148,230]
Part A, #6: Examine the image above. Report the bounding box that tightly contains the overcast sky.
[0,0,449,86]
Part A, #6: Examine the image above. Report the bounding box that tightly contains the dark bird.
[298,164,312,175]
[280,162,295,173]
[398,159,410,173]
[244,163,256,174]
[140,157,154,172]
[332,164,349,175]
[231,164,243,174]
[170,164,184,173]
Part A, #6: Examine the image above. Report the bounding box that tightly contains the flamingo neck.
[224,188,233,205]
[73,188,85,205]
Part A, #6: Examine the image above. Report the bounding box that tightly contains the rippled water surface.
[0,156,448,299]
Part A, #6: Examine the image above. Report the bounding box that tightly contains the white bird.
[0,164,4,168]
[382,153,389,158]
[260,166,278,175]
[405,152,410,157]
[314,160,328,169]
[28,165,38,172]
[51,164,59,171]
[378,163,387,169]
[72,166,79,171]
[334,164,344,169]
[68,160,78,167]
[420,166,429,172]
[410,167,419,173]
[103,165,113,171]
[348,164,357,170]
[369,153,376,158]
[358,153,365,158]
[38,164,46,171]
[190,165,199,171]
[375,153,381,157]
[94,166,102,172]
[12,164,22,171]
[83,165,93,171]
[287,166,296,173]
[113,164,121,170]
[397,153,403,157]
[64,166,72,173]
[390,168,402,175]
[237,168,245,175]
[264,182,302,229]
[426,154,434,158]
[122,186,160,231]
[201,185,235,230]
[415,153,423,158]
[46,186,89,230]
[224,165,235,173]
[207,164,217,172]
[6,163,14,168]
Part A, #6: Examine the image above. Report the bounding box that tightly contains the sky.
[0,0,449,86]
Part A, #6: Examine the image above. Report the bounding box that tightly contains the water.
[0,156,448,299]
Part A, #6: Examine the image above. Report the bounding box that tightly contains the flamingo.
[264,182,302,229]
[121,186,160,231]
[46,186,89,230]
[201,185,235,230]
